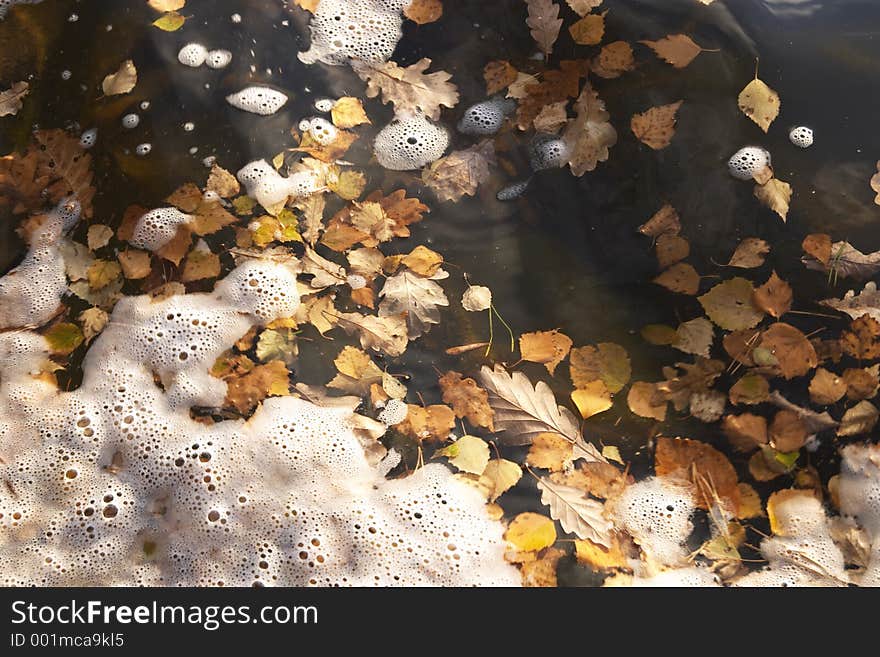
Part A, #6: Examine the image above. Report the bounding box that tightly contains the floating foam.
[378,399,408,426]
[0,0,43,20]
[496,179,531,201]
[309,117,338,145]
[178,43,208,68]
[789,126,813,148]
[121,113,140,129]
[226,86,288,116]
[457,98,515,136]
[374,113,449,171]
[529,134,569,171]
[205,49,233,69]
[135,143,152,156]
[298,0,411,66]
[728,146,771,180]
[236,160,319,210]
[79,128,97,149]
[130,207,192,251]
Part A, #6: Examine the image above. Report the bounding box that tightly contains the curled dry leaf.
[640,34,705,68]
[519,329,573,375]
[727,237,769,268]
[562,82,617,176]
[353,58,458,120]
[422,141,495,202]
[737,76,780,133]
[525,0,563,56]
[461,284,492,312]
[336,311,409,357]
[754,177,792,222]
[0,81,29,117]
[630,101,683,150]
[102,60,137,96]
[438,370,495,431]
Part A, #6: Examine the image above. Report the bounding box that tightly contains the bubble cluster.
[314,98,335,113]
[298,0,411,66]
[178,43,208,68]
[529,134,569,171]
[308,117,337,145]
[121,113,140,129]
[727,146,771,181]
[789,126,814,148]
[135,143,152,156]
[79,128,97,149]
[496,179,531,202]
[457,98,515,136]
[205,50,233,69]
[373,113,450,171]
[130,207,192,251]
[225,86,289,116]
[378,399,408,426]
[236,160,319,210]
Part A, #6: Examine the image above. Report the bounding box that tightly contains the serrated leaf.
[537,476,613,547]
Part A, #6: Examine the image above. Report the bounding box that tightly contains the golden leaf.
[574,536,630,572]
[526,433,574,471]
[330,96,371,129]
[571,380,613,419]
[327,345,383,396]
[754,177,792,221]
[566,0,603,16]
[102,60,137,95]
[505,512,557,552]
[569,11,607,45]
[653,262,700,295]
[152,11,186,31]
[640,34,704,68]
[738,76,780,132]
[148,0,185,10]
[519,329,573,375]
[699,277,763,330]
[630,100,682,150]
[117,249,151,279]
[482,459,523,501]
[438,370,495,431]
[401,244,443,277]
[721,413,768,452]
[403,0,443,24]
[395,404,456,443]
[87,259,122,290]
[225,360,290,414]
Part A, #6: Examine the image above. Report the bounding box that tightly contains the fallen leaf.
[527,433,574,471]
[327,346,383,396]
[803,241,880,281]
[574,536,630,572]
[802,233,832,266]
[630,101,683,150]
[439,370,495,431]
[738,76,780,132]
[570,342,631,393]
[653,262,700,295]
[79,307,108,342]
[462,284,492,312]
[484,60,519,95]
[520,329,573,375]
[728,373,769,405]
[627,381,667,421]
[571,380,613,419]
[33,130,95,218]
[657,358,725,411]
[655,437,739,513]
[640,34,705,68]
[810,368,847,406]
[641,323,679,345]
[336,311,409,357]
[752,272,792,319]
[330,96,371,128]
[152,11,186,31]
[86,224,113,251]
[768,391,839,434]
[102,60,137,96]
[525,0,563,55]
[379,268,449,339]
[754,177,792,222]
[148,0,185,10]
[638,203,680,237]
[656,233,690,269]
[569,11,606,46]
[401,244,443,277]
[769,409,807,452]
[840,314,880,360]
[0,81,29,117]
[727,237,770,268]
[699,277,764,330]
[181,247,221,282]
[515,60,587,129]
[505,512,557,552]
[673,317,714,358]
[722,413,768,452]
[565,0,603,16]
[837,400,879,437]
[519,547,565,587]
[759,322,816,379]
[562,82,617,175]
[439,435,490,475]
[532,101,569,133]
[353,58,458,120]
[87,259,122,290]
[225,360,289,414]
[843,366,878,400]
[871,161,880,205]
[403,0,443,24]
[44,322,84,355]
[395,404,455,443]
[206,164,240,198]
[255,328,298,366]
[592,41,635,79]
[482,459,523,501]
[293,0,319,11]
[537,476,613,546]
[422,141,495,202]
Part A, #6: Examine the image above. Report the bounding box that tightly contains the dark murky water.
[2,0,880,584]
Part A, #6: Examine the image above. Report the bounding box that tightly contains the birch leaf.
[102,60,137,96]
[738,76,780,132]
[440,435,490,475]
[422,141,495,202]
[640,34,704,68]
[631,101,682,150]
[537,476,613,547]
[566,0,603,16]
[754,177,792,222]
[569,12,606,46]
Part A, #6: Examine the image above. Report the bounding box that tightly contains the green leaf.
[256,328,299,366]
[44,323,85,355]
[152,12,186,32]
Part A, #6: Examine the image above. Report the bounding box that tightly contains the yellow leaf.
[328,169,367,200]
[181,248,221,282]
[519,329,573,375]
[330,97,371,128]
[401,244,444,277]
[225,360,290,414]
[102,60,137,96]
[738,76,780,132]
[526,433,573,471]
[505,512,557,552]
[754,177,792,222]
[574,537,630,571]
[148,0,185,10]
[87,259,122,290]
[482,459,523,501]
[698,277,764,331]
[571,381,613,419]
[327,345,383,396]
[627,381,667,421]
[440,435,490,475]
[602,445,624,465]
[44,322,84,355]
[152,11,186,31]
[404,0,443,25]
[396,404,456,443]
[630,101,682,150]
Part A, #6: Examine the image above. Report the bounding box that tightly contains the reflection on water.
[2,0,880,584]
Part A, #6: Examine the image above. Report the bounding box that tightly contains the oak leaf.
[422,141,495,202]
[379,268,449,339]
[353,58,458,120]
[562,82,617,175]
[525,0,563,55]
[0,81,29,116]
[102,60,137,96]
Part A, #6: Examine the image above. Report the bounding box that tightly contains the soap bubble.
[121,113,140,129]
[205,49,233,69]
[135,143,152,156]
[79,128,97,149]
[728,146,771,180]
[789,126,813,148]
[178,43,208,68]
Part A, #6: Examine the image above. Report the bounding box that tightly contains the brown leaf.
[656,233,689,269]
[519,547,565,587]
[871,161,880,205]
[738,76,780,132]
[655,437,740,513]
[841,315,880,360]
[769,409,807,452]
[626,381,667,421]
[484,60,519,95]
[34,129,95,218]
[802,233,831,266]
[353,58,458,120]
[439,371,495,431]
[640,34,705,68]
[699,277,763,331]
[205,164,240,198]
[181,247,221,282]
[754,177,792,222]
[653,262,699,295]
[721,413,768,452]
[526,0,563,55]
[102,60,137,96]
[520,329,573,375]
[403,0,443,24]
[638,203,680,237]
[843,366,879,401]
[422,141,495,202]
[753,271,792,318]
[155,225,192,265]
[569,11,606,45]
[727,237,769,268]
[0,81,29,117]
[515,60,588,129]
[224,360,289,414]
[396,404,456,443]
[729,373,769,405]
[335,312,409,357]
[759,322,817,379]
[837,400,879,437]
[592,41,635,79]
[809,368,847,406]
[570,343,631,393]
[657,358,724,411]
[562,82,617,175]
[117,249,151,279]
[566,0,603,16]
[532,101,569,133]
[630,101,683,150]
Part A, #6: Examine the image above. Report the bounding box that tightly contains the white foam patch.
[457,98,515,136]
[226,86,288,116]
[529,135,569,171]
[236,160,319,210]
[789,126,813,148]
[0,258,518,586]
[626,567,720,587]
[130,207,192,251]
[610,477,695,567]
[205,50,233,69]
[178,43,208,68]
[374,113,449,171]
[0,199,80,330]
[728,146,771,181]
[308,117,338,145]
[298,0,411,66]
